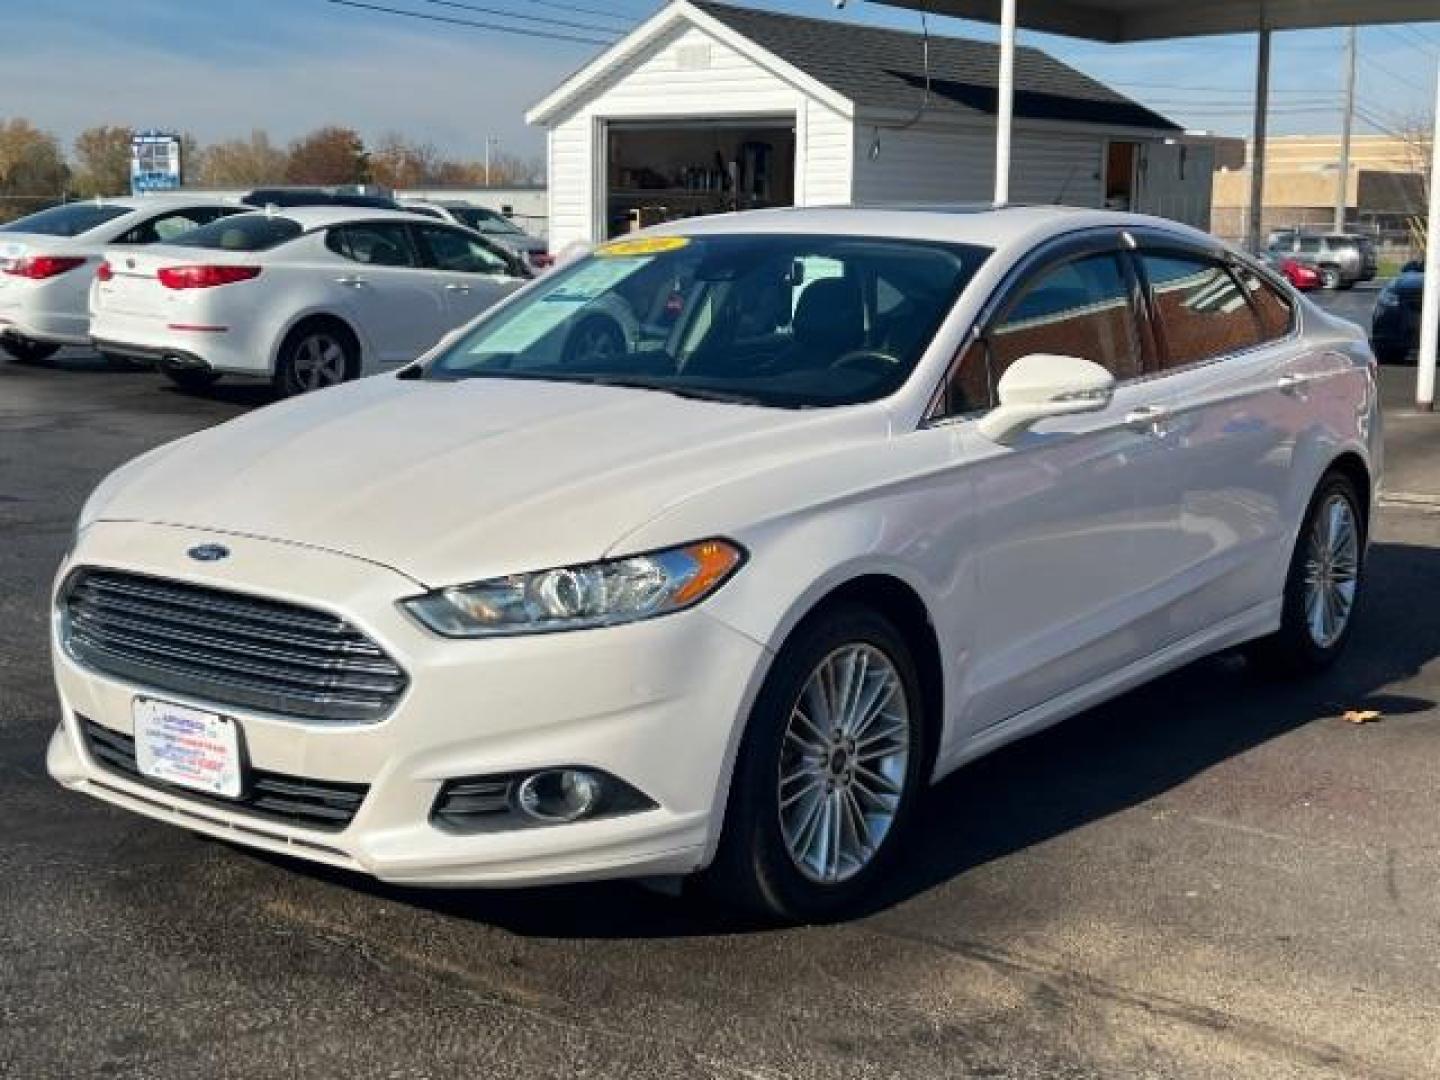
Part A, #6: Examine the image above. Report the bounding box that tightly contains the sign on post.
[130,131,182,195]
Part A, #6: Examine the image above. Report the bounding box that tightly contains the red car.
[1271,256,1322,291]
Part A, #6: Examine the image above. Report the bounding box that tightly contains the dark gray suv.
[1267,232,1379,290]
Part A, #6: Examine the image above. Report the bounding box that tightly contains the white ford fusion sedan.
[48,206,1380,921]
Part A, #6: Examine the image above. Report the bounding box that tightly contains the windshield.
[425,233,988,409]
[1,202,130,237]
[451,207,525,236]
[169,213,302,251]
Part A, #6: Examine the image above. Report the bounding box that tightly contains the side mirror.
[977,353,1115,444]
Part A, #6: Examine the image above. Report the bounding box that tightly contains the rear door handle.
[335,275,366,287]
[1125,404,1170,435]
[1277,373,1311,394]
[443,283,471,293]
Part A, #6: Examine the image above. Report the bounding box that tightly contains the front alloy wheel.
[779,645,910,885]
[703,605,926,922]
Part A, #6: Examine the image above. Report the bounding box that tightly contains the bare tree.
[370,132,451,189]
[199,130,289,188]
[72,125,134,197]
[1396,111,1434,254]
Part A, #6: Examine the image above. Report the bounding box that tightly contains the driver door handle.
[1125,404,1170,435]
[443,282,472,294]
[335,275,367,288]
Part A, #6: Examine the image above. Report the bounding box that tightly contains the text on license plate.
[132,698,243,798]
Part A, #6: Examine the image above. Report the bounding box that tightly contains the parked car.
[241,187,402,211]
[1371,265,1429,363]
[0,197,247,364]
[1266,231,1377,290]
[1267,253,1321,291]
[89,207,530,395]
[402,200,551,268]
[50,207,1379,921]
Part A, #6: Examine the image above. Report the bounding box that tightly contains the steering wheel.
[830,349,901,374]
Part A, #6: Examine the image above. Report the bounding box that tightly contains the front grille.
[63,570,408,724]
[78,716,368,831]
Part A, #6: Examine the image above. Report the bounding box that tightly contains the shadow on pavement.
[240,537,1440,939]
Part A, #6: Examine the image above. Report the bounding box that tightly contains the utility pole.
[1335,27,1357,233]
[1247,30,1272,254]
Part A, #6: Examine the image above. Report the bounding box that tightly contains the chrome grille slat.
[64,570,408,723]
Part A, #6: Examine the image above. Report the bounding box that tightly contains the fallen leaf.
[1342,709,1382,725]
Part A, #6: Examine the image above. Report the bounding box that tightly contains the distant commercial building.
[1212,134,1428,246]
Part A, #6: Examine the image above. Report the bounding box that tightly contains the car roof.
[645,204,1217,251]
[90,194,242,212]
[223,206,449,229]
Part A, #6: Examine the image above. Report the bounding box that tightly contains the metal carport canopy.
[874,0,1440,410]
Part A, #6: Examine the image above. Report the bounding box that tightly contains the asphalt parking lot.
[3,298,1439,1078]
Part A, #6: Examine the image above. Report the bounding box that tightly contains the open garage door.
[604,117,796,240]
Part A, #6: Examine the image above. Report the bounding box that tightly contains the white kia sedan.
[49,207,1380,921]
[0,196,245,364]
[89,207,530,395]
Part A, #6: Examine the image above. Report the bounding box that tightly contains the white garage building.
[527,0,1214,250]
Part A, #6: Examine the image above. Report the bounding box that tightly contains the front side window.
[0,202,130,237]
[326,222,419,268]
[416,225,511,275]
[452,207,524,236]
[426,234,989,410]
[1141,254,1264,368]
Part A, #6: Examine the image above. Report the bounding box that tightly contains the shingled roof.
[691,1,1180,131]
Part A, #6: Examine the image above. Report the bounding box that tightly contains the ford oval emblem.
[187,544,230,562]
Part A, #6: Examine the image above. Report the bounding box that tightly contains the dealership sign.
[130,131,182,194]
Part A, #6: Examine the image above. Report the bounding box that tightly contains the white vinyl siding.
[800,98,853,206]
[1009,134,1104,207]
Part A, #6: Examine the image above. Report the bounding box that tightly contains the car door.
[324,222,449,367]
[937,235,1186,733]
[1129,244,1301,637]
[411,223,525,326]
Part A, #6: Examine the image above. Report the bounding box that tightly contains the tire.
[161,365,221,392]
[273,321,358,398]
[1,338,60,365]
[1319,266,1342,291]
[700,604,928,923]
[562,315,626,368]
[100,351,145,371]
[1247,471,1365,675]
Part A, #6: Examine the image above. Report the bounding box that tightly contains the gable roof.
[691,1,1179,130]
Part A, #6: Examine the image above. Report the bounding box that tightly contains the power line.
[516,0,653,26]
[1358,53,1432,96]
[412,0,624,36]
[319,0,614,44]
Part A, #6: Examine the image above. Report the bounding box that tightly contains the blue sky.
[8,0,1439,161]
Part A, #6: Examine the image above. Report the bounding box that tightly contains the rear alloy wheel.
[701,605,926,922]
[275,325,355,397]
[1319,266,1342,290]
[1248,472,1365,674]
[1,338,60,365]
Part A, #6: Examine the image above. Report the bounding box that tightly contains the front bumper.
[49,521,769,886]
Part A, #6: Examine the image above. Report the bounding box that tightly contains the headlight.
[402,539,745,638]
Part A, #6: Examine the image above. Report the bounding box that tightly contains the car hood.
[87,375,886,586]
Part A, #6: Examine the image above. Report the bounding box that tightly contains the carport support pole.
[1415,59,1440,411]
[993,0,1017,206]
[1246,29,1271,254]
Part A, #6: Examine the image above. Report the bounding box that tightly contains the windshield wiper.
[585,376,772,407]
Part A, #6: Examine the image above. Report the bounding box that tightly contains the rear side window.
[0,203,130,237]
[1235,265,1295,341]
[115,207,242,245]
[170,214,302,251]
[1141,254,1264,368]
[325,222,419,267]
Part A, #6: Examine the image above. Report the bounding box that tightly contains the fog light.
[516,769,603,824]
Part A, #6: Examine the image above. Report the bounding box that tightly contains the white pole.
[1416,58,1440,411]
[994,0,1017,206]
[1334,27,1356,234]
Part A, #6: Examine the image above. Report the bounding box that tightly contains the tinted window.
[415,225,510,274]
[451,207,525,236]
[986,253,1142,389]
[0,202,130,237]
[327,222,419,267]
[170,213,302,251]
[1142,254,1264,368]
[115,207,239,245]
[428,234,988,411]
[1235,265,1294,341]
[1298,236,1322,254]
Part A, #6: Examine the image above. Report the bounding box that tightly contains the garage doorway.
[1105,140,1138,211]
[603,117,796,239]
